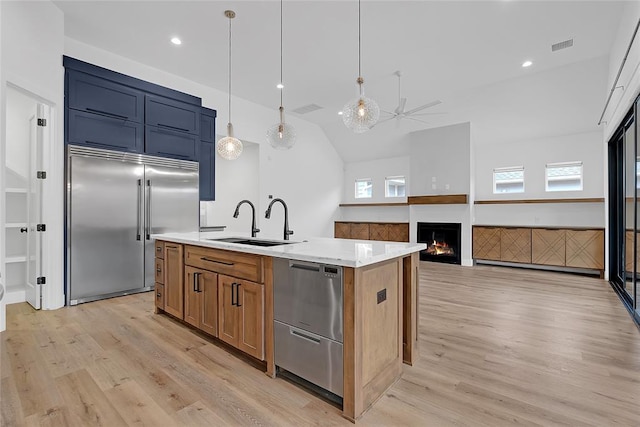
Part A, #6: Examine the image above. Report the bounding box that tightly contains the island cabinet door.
[163,244,184,319]
[218,276,239,347]
[184,266,202,329]
[200,270,219,337]
[237,279,264,361]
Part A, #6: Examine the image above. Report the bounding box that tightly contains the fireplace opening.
[417,222,461,265]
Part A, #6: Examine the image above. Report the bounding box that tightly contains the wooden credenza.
[335,221,409,242]
[473,226,604,276]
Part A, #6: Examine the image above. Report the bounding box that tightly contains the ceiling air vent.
[552,38,574,52]
[292,103,323,114]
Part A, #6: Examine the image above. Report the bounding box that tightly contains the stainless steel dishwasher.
[273,258,343,398]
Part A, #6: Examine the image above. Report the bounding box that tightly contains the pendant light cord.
[280,0,284,110]
[228,13,233,125]
[358,0,361,79]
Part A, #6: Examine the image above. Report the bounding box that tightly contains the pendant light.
[267,0,296,149]
[342,0,379,133]
[217,10,243,160]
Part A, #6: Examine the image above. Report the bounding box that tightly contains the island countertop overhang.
[152,232,426,268]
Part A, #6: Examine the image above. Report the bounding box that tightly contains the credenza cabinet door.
[472,227,501,261]
[566,230,605,270]
[334,222,351,239]
[532,229,566,267]
[500,228,532,263]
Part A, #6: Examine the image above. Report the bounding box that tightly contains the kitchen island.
[152,232,425,421]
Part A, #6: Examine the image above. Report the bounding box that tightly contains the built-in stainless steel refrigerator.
[66,146,199,305]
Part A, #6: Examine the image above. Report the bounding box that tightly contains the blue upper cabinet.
[68,109,143,152]
[199,107,217,201]
[145,126,199,161]
[145,95,200,135]
[200,108,217,143]
[67,70,144,123]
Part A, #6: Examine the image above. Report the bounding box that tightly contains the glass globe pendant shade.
[267,122,296,150]
[217,123,243,160]
[342,95,380,133]
[267,106,296,150]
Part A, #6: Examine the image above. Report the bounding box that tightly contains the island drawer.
[155,241,164,259]
[155,283,165,310]
[185,245,264,283]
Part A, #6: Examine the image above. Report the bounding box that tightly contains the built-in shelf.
[475,198,605,205]
[6,188,27,193]
[5,256,27,264]
[5,223,28,228]
[339,202,407,207]
[340,194,469,207]
[408,194,468,205]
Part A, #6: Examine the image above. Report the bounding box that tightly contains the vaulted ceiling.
[53,1,626,162]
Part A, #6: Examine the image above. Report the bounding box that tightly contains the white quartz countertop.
[153,232,426,268]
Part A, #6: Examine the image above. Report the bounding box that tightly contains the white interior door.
[25,103,45,309]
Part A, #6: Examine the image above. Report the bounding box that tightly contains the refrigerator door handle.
[136,179,142,241]
[145,179,151,240]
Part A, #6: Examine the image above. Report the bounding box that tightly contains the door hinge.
[37,277,46,285]
[37,171,47,179]
[37,224,46,232]
[37,118,47,127]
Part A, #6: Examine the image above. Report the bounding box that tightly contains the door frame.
[2,82,57,313]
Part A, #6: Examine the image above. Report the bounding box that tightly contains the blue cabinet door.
[199,141,215,201]
[67,70,144,122]
[67,109,143,152]
[145,95,200,135]
[145,126,199,160]
[200,108,217,143]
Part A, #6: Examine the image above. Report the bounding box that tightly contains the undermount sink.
[206,237,297,247]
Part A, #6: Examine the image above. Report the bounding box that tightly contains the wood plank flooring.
[2,263,639,426]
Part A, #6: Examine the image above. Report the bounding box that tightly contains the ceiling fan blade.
[405,100,442,116]
[394,98,407,114]
[373,116,396,127]
[380,110,397,117]
[411,111,448,116]
[404,116,431,125]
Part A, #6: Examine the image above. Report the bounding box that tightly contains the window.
[493,166,524,194]
[355,178,372,198]
[385,176,406,197]
[545,161,583,192]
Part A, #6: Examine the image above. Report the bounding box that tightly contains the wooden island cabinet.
[153,235,423,422]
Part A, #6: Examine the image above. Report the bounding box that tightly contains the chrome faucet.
[233,200,260,237]
[265,198,294,240]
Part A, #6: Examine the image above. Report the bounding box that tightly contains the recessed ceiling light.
[171,37,182,45]
[522,60,533,68]
[338,111,343,115]
[276,83,284,89]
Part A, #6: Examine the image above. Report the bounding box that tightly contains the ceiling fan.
[377,71,443,128]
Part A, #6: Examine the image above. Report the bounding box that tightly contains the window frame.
[384,175,406,198]
[354,178,373,199]
[493,166,525,194]
[545,161,583,192]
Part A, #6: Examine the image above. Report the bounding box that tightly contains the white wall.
[603,4,640,141]
[342,156,410,204]
[475,130,605,200]
[204,140,260,233]
[0,0,5,332]
[410,123,471,195]
[64,38,344,241]
[1,0,65,320]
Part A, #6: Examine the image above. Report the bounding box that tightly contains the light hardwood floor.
[2,263,639,426]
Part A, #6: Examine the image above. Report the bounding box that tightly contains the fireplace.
[417,222,461,265]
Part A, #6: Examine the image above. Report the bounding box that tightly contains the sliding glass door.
[608,99,638,321]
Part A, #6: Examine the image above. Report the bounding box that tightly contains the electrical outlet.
[445,184,450,190]
[431,176,437,182]
[432,184,437,190]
